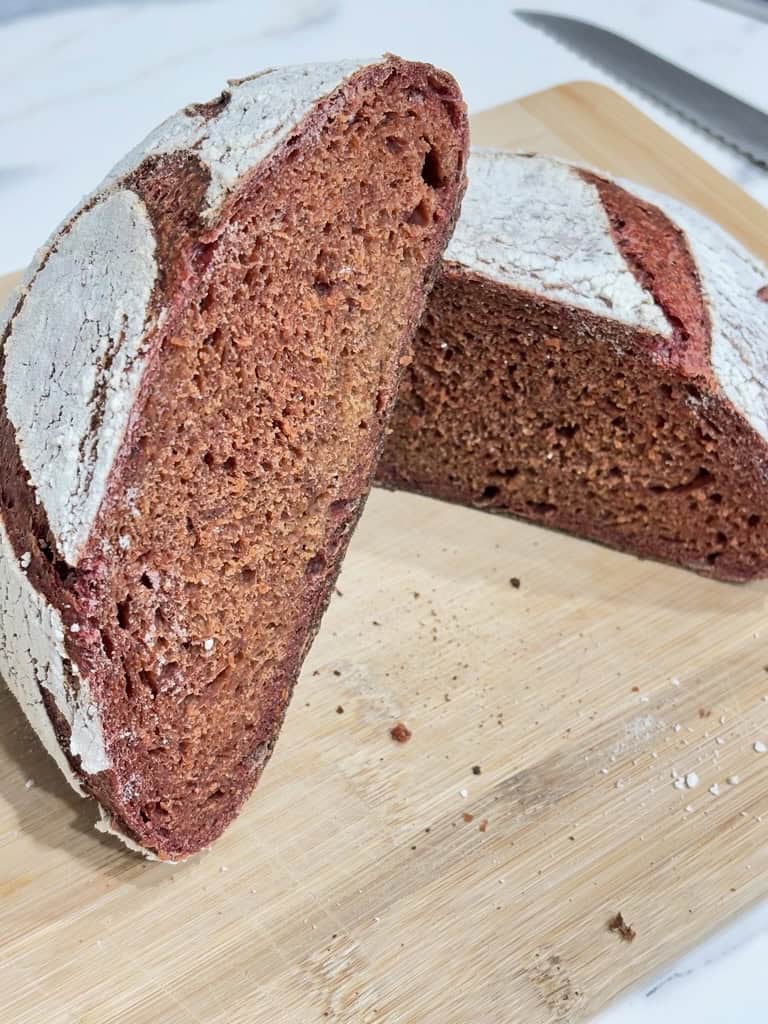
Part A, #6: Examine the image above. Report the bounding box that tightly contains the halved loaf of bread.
[377,150,768,581]
[0,57,468,858]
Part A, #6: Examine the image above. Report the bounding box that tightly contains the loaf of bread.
[0,57,468,858]
[377,150,768,580]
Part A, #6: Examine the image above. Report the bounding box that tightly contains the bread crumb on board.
[608,912,636,943]
[390,722,412,743]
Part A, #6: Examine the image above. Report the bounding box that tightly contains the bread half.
[378,150,768,581]
[0,57,468,858]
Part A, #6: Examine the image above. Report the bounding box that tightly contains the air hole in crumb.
[481,485,500,501]
[709,492,723,504]
[222,456,237,474]
[555,423,579,439]
[715,531,728,545]
[305,552,326,577]
[116,597,131,630]
[139,669,158,695]
[200,286,216,313]
[203,451,214,468]
[140,572,153,590]
[313,279,332,296]
[421,146,444,188]
[748,514,761,527]
[385,135,406,155]
[407,199,431,227]
[528,501,557,515]
[240,567,256,586]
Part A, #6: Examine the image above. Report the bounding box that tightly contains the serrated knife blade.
[515,11,768,168]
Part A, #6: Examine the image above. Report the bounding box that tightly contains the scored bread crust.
[0,56,468,858]
[377,150,768,580]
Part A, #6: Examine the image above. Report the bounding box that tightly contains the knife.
[514,11,768,168]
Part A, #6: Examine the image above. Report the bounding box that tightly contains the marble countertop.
[1,0,767,1019]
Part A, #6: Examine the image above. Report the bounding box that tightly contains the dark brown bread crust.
[377,171,768,582]
[1,58,468,858]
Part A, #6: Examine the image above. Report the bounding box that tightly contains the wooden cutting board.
[2,83,768,1024]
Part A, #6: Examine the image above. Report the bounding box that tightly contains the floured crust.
[445,151,671,336]
[622,180,768,443]
[4,190,159,566]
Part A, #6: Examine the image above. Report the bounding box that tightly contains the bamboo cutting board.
[2,83,768,1024]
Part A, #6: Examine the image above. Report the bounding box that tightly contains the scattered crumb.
[478,819,488,833]
[716,737,725,746]
[673,724,682,733]
[727,775,741,786]
[685,804,695,813]
[459,787,469,799]
[639,695,649,704]
[332,669,342,677]
[709,784,721,796]
[685,772,699,789]
[219,865,228,874]
[462,812,474,823]
[754,741,767,754]
[390,722,412,743]
[599,767,609,775]
[608,912,636,943]
[372,620,381,627]
[509,577,521,589]
[671,676,681,687]
[19,551,31,569]
[698,708,712,719]
[70,623,81,633]
[334,586,343,597]
[673,778,686,790]
[471,765,482,776]
[203,638,214,652]
[24,778,35,790]
[335,705,344,715]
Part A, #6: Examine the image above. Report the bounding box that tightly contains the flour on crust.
[445,151,671,336]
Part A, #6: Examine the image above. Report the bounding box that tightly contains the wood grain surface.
[2,83,768,1024]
